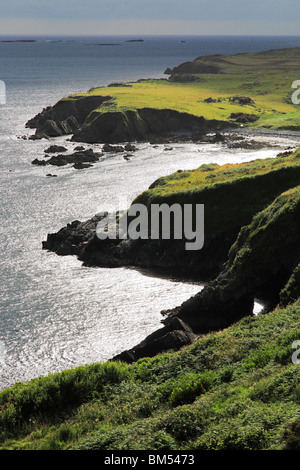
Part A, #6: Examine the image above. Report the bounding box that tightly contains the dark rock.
[44,145,68,153]
[112,318,198,363]
[29,133,49,140]
[33,149,101,168]
[229,113,259,123]
[102,143,125,153]
[73,162,93,169]
[169,74,204,83]
[124,143,137,152]
[204,97,217,103]
[26,95,112,139]
[50,149,101,166]
[230,96,255,106]
[201,132,226,143]
[227,139,266,150]
[42,216,104,256]
[31,158,47,166]
[74,145,85,151]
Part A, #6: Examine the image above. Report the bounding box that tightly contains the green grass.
[0,300,299,450]
[65,48,300,130]
[127,148,300,242]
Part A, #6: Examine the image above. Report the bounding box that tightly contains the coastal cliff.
[42,148,300,361]
[30,47,300,361]
[26,48,300,143]
[27,102,226,144]
[26,94,112,139]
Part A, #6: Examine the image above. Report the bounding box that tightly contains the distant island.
[0,39,37,43]
[125,39,144,42]
[87,43,122,46]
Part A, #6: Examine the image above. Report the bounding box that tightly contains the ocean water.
[0,35,300,390]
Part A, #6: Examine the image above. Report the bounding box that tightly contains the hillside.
[26,48,300,143]
[0,299,299,450]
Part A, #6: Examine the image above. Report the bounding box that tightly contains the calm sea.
[0,35,299,390]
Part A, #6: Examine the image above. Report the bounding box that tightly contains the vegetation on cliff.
[71,48,300,130]
[0,299,299,450]
[27,48,300,142]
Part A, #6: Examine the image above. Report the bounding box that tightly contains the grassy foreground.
[68,47,300,130]
[0,300,299,450]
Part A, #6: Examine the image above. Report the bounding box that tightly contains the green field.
[68,48,300,130]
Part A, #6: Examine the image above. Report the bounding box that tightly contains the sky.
[0,0,299,36]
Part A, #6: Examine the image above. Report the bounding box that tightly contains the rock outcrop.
[26,94,112,139]
[113,185,300,361]
[32,148,102,168]
[112,318,198,363]
[26,91,228,143]
[71,108,223,144]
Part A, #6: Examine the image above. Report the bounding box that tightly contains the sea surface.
[0,35,300,390]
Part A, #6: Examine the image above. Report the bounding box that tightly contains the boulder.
[44,145,68,153]
[112,318,198,363]
[229,113,259,123]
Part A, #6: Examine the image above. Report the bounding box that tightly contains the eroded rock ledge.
[26,93,228,143]
[26,95,112,140]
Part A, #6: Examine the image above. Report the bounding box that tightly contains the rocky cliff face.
[26,93,227,143]
[113,185,300,361]
[26,95,112,139]
[42,150,300,361]
[71,107,225,144]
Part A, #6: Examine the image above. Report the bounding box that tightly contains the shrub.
[167,371,214,407]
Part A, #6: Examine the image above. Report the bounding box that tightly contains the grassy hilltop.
[69,47,300,131]
[27,48,300,142]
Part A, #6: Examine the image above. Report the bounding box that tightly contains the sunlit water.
[0,35,299,390]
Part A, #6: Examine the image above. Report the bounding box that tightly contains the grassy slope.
[0,300,299,450]
[131,148,300,239]
[67,48,300,130]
